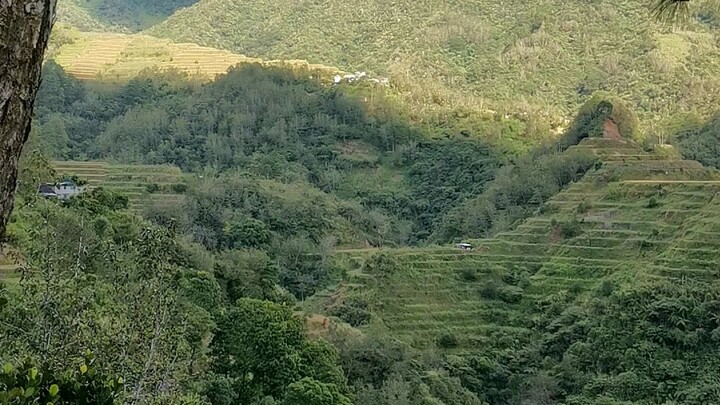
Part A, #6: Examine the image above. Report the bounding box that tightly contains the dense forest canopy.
[4,1,720,404]
[59,0,200,31]
[31,61,512,248]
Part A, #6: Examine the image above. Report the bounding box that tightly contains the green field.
[320,137,720,350]
[52,160,188,214]
[50,26,342,83]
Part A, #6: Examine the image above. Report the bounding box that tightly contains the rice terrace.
[318,136,720,350]
[3,0,720,402]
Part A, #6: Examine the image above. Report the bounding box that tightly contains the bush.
[576,201,592,214]
[171,183,188,193]
[646,197,659,208]
[596,279,615,297]
[436,332,459,349]
[329,298,372,327]
[0,356,123,404]
[479,280,499,300]
[560,218,583,239]
[459,268,479,282]
[146,183,160,193]
[498,285,524,304]
[502,269,530,287]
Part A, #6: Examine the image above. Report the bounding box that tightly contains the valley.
[1,0,720,403]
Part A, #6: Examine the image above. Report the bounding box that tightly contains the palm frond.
[651,0,691,21]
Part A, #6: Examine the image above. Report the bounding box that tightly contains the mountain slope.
[48,26,341,82]
[323,136,720,349]
[147,0,720,127]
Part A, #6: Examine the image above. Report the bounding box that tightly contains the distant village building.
[456,243,473,251]
[331,71,389,86]
[38,180,86,201]
[38,184,58,199]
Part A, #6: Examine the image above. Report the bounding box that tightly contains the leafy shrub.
[67,188,129,214]
[560,219,583,239]
[0,356,123,404]
[146,183,160,193]
[171,183,188,193]
[479,280,499,300]
[576,201,592,214]
[596,279,615,297]
[436,332,459,349]
[646,197,659,208]
[502,269,530,287]
[329,298,372,327]
[362,253,399,277]
[459,268,479,282]
[498,285,524,304]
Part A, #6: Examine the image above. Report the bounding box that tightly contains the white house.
[38,180,86,201]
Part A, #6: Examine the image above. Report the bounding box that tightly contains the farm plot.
[53,161,188,214]
[52,29,341,83]
[325,137,720,350]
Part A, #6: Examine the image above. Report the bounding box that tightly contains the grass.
[49,25,342,83]
[320,136,720,350]
[52,160,188,213]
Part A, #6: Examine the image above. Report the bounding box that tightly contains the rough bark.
[0,0,56,238]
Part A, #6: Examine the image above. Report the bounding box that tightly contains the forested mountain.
[3,1,720,404]
[51,0,720,153]
[145,0,720,131]
[30,61,512,246]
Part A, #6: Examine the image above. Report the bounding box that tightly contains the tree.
[0,0,57,238]
[653,0,693,20]
[0,356,123,404]
[652,0,719,21]
[283,378,352,405]
[211,299,348,403]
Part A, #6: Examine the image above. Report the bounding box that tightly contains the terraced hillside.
[50,27,341,82]
[325,137,720,350]
[52,161,187,214]
[0,252,19,288]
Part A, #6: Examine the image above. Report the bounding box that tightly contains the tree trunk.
[0,0,56,238]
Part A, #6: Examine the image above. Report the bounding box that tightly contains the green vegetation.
[52,160,186,214]
[319,135,720,403]
[30,61,512,248]
[7,5,720,402]
[673,113,720,168]
[58,0,200,31]
[143,0,720,135]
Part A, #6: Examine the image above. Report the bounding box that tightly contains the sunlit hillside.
[49,26,341,82]
[146,0,720,129]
